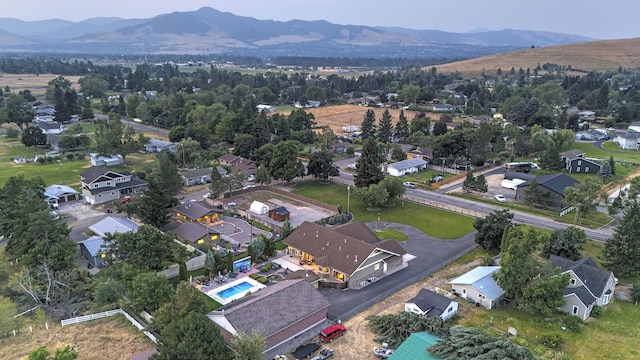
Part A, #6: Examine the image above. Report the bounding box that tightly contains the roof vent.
[339,246,341,251]
[344,238,347,243]
[346,254,349,259]
[316,231,319,237]
[355,255,358,262]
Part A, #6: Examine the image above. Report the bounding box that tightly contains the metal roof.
[89,216,140,237]
[79,236,105,257]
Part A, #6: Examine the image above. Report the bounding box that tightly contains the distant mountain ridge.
[0,7,596,57]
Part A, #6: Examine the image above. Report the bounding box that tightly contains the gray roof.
[566,285,596,307]
[37,122,62,130]
[551,256,613,300]
[504,171,536,181]
[45,184,79,197]
[85,176,147,195]
[173,222,218,243]
[181,167,212,179]
[520,173,579,196]
[89,216,139,237]
[210,279,328,338]
[406,289,454,317]
[173,202,220,220]
[387,158,427,171]
[560,149,585,160]
[335,221,380,244]
[79,236,105,257]
[79,166,123,183]
[450,266,505,300]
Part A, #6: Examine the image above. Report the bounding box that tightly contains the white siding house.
[386,158,427,177]
[404,289,458,321]
[450,266,505,310]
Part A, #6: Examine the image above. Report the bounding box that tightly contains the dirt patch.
[297,104,442,135]
[0,316,153,360]
[0,73,82,99]
[326,258,482,359]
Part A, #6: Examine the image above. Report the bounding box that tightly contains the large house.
[550,256,616,320]
[173,221,221,247]
[386,158,427,177]
[181,167,213,187]
[208,279,330,359]
[406,147,432,163]
[404,289,458,321]
[173,202,221,224]
[283,221,407,289]
[219,154,257,178]
[450,266,505,309]
[79,167,147,205]
[515,173,579,209]
[560,149,601,174]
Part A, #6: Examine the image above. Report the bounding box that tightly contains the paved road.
[321,222,476,321]
[94,114,170,137]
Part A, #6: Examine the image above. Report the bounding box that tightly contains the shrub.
[541,334,564,349]
[563,315,582,333]
[76,153,85,160]
[249,273,260,280]
[37,157,46,164]
[631,281,640,303]
[590,305,603,318]
[66,153,75,160]
[510,336,528,346]
[260,262,272,273]
[256,276,269,284]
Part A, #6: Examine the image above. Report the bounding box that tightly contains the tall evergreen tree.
[377,109,393,143]
[394,110,410,143]
[354,137,384,188]
[52,85,71,123]
[80,97,94,120]
[360,109,377,140]
[602,202,640,277]
[152,312,228,360]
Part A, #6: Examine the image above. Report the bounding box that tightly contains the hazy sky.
[4,0,638,40]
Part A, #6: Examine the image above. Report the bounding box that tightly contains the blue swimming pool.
[216,281,255,299]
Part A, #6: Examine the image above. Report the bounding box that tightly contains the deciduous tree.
[307,150,339,182]
[232,331,266,360]
[473,210,513,252]
[542,226,586,260]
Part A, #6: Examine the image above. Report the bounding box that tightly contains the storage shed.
[249,200,269,215]
[268,206,290,222]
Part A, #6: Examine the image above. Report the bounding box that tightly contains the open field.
[0,73,82,99]
[431,37,640,76]
[0,316,154,360]
[293,104,442,135]
[291,180,475,239]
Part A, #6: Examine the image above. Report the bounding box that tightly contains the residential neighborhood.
[0,15,640,360]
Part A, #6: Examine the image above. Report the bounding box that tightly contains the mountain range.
[0,7,595,58]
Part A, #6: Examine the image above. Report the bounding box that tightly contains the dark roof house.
[173,221,221,246]
[550,256,616,320]
[404,289,458,321]
[207,279,329,357]
[181,167,213,187]
[79,167,147,205]
[173,202,222,223]
[515,173,579,208]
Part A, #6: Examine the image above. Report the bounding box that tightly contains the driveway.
[57,201,112,242]
[321,222,476,321]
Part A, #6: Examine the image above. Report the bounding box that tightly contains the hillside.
[430,37,640,75]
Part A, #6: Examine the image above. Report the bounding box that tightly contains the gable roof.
[181,167,212,179]
[37,122,62,130]
[550,255,613,298]
[79,166,125,183]
[173,222,218,243]
[560,149,585,160]
[565,285,597,307]
[89,217,139,237]
[45,184,79,197]
[568,158,601,167]
[78,236,105,257]
[408,147,433,158]
[450,266,504,300]
[335,221,380,244]
[284,221,378,275]
[208,279,328,338]
[388,332,441,360]
[520,173,579,196]
[387,158,427,171]
[173,202,219,220]
[406,289,453,317]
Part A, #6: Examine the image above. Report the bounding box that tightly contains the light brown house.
[173,202,222,224]
[283,221,406,289]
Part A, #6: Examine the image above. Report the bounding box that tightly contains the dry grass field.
[0,73,82,99]
[295,104,442,135]
[430,37,640,76]
[0,316,154,360]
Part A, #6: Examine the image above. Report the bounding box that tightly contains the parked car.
[432,174,444,182]
[319,324,346,343]
[203,192,212,199]
[311,348,334,360]
[248,175,255,182]
[495,194,506,202]
[403,182,417,189]
[227,202,237,207]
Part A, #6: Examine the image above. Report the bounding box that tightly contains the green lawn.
[374,228,408,241]
[291,180,475,239]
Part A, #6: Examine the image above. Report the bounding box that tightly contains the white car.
[202,192,212,199]
[495,194,506,202]
[403,182,417,189]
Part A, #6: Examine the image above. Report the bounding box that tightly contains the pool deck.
[205,277,266,305]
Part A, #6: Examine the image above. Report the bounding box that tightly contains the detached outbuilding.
[250,200,269,215]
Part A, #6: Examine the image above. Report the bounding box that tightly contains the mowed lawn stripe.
[291,180,474,239]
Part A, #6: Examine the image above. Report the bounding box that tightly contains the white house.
[256,104,276,113]
[450,266,505,310]
[37,122,65,135]
[386,158,427,177]
[614,133,640,150]
[145,139,177,153]
[90,153,124,167]
[404,289,458,321]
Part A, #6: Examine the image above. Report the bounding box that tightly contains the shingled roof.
[173,202,220,221]
[335,221,380,244]
[208,279,328,338]
[521,173,579,196]
[406,289,453,317]
[550,255,613,303]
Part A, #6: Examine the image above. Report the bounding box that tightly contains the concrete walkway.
[321,222,477,321]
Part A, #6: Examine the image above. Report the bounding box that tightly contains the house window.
[576,167,581,172]
[462,289,467,295]
[93,184,99,188]
[603,294,610,305]
[478,293,486,299]
[570,278,576,285]
[448,308,453,312]
[572,306,579,315]
[374,263,380,271]
[577,160,582,165]
[585,167,589,172]
[106,182,111,186]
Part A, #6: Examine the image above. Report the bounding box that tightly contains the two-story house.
[560,149,601,174]
[219,154,257,178]
[79,167,147,205]
[550,256,616,320]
